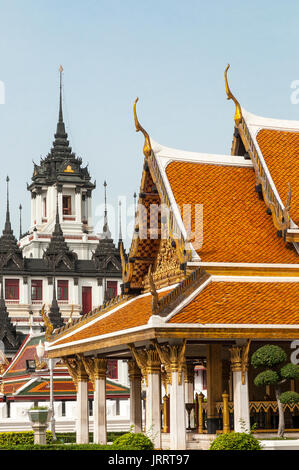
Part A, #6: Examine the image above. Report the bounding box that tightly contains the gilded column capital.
[81,356,107,389]
[94,357,108,380]
[128,344,161,386]
[184,361,195,384]
[62,355,89,392]
[154,340,186,385]
[229,340,251,385]
[128,360,142,380]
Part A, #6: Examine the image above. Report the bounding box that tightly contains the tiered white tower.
[20,66,99,260]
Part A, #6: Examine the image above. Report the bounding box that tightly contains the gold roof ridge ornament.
[224,64,242,125]
[148,264,159,314]
[133,97,152,158]
[40,304,54,340]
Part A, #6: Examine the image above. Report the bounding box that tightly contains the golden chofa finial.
[224,64,242,125]
[133,97,152,158]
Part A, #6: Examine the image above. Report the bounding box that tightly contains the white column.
[36,192,42,226]
[170,369,186,450]
[146,369,161,448]
[155,341,186,450]
[93,359,107,444]
[75,188,82,223]
[76,370,89,444]
[128,360,142,433]
[232,370,250,432]
[230,343,250,433]
[22,278,29,305]
[185,362,195,429]
[31,194,36,227]
[58,189,63,221]
[87,194,92,228]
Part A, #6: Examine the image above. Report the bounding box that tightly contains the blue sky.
[0,0,299,247]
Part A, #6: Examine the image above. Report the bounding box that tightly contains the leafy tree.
[251,344,299,437]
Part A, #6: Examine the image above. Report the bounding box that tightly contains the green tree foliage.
[251,344,299,437]
[251,345,287,368]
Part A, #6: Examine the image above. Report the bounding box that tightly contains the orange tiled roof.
[168,281,299,325]
[256,129,299,226]
[52,289,172,347]
[166,160,298,263]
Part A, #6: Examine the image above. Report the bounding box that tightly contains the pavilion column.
[229,340,251,433]
[63,356,90,444]
[155,340,186,450]
[206,344,222,434]
[81,356,108,444]
[185,361,195,429]
[145,351,161,448]
[129,345,161,449]
[128,360,143,433]
[93,358,108,444]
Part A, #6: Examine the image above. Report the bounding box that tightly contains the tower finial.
[4,176,12,232]
[59,65,63,123]
[101,181,111,239]
[19,204,22,239]
[55,65,66,137]
[118,200,123,243]
[224,64,242,125]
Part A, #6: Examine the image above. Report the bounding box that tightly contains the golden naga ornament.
[148,264,159,314]
[224,64,242,125]
[40,304,54,341]
[133,97,152,158]
[67,304,74,325]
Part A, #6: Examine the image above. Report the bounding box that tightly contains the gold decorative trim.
[229,339,251,384]
[133,97,152,158]
[224,64,242,125]
[238,118,296,239]
[40,304,54,341]
[128,343,161,385]
[154,339,186,385]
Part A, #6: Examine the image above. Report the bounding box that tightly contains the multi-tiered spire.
[92,181,122,271]
[43,192,78,270]
[48,276,64,330]
[0,177,24,269]
[28,66,95,189]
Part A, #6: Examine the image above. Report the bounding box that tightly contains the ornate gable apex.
[120,100,194,295]
[225,65,299,252]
